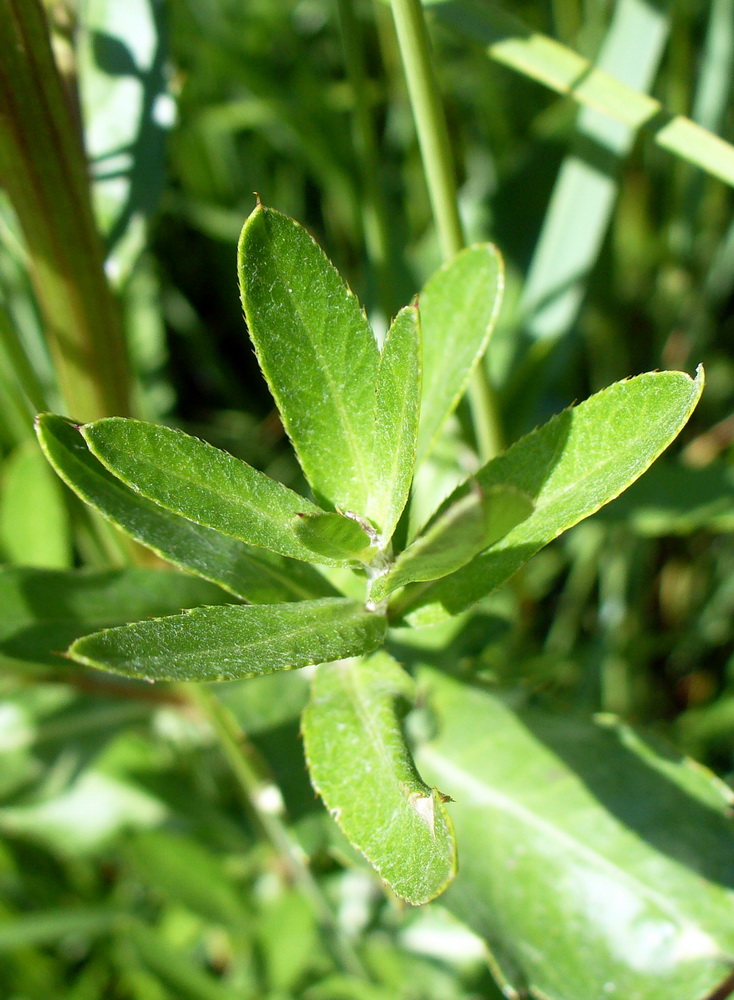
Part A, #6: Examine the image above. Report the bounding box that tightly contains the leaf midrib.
[278,270,376,506]
[419,746,720,935]
[122,601,364,666]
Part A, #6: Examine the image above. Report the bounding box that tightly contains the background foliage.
[1,0,734,997]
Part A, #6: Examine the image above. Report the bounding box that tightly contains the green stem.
[337,0,400,320]
[388,0,503,459]
[187,684,369,981]
[388,0,462,261]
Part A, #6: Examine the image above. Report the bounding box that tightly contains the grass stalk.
[0,0,131,422]
[337,0,401,320]
[389,0,503,459]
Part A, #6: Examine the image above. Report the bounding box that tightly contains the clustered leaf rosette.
[35,205,703,903]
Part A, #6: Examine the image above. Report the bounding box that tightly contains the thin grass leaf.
[427,0,734,188]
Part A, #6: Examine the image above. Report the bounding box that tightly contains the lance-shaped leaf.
[0,565,230,671]
[397,368,705,623]
[80,417,345,565]
[370,304,421,541]
[416,667,734,1000]
[417,244,503,466]
[372,484,533,602]
[239,204,380,516]
[36,414,337,604]
[302,653,456,904]
[293,511,376,563]
[68,598,386,683]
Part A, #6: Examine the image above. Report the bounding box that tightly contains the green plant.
[3,0,734,998]
[35,200,703,906]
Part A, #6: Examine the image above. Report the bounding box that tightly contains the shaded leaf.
[372,484,533,601]
[596,460,734,535]
[69,598,387,682]
[416,667,734,1000]
[302,653,456,904]
[0,564,229,670]
[294,510,376,562]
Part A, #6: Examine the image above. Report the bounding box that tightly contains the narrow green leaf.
[371,304,421,541]
[417,244,503,465]
[238,204,380,515]
[293,511,376,562]
[36,414,337,603]
[372,484,533,601]
[416,667,734,1000]
[68,598,386,682]
[397,368,705,623]
[427,0,734,189]
[81,416,341,564]
[0,565,230,670]
[302,653,456,904]
[520,0,668,343]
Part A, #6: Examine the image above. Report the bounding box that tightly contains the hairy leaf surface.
[69,598,386,682]
[81,417,341,564]
[37,414,337,603]
[303,653,456,904]
[398,368,704,623]
[239,205,380,517]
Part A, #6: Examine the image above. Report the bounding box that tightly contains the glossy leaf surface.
[302,653,456,904]
[417,244,503,465]
[399,368,705,623]
[36,414,336,603]
[81,417,340,564]
[371,304,421,541]
[416,667,734,1000]
[239,204,380,516]
[69,598,387,682]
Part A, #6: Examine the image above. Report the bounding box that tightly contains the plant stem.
[388,0,503,459]
[388,0,462,261]
[336,0,400,321]
[187,684,369,981]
